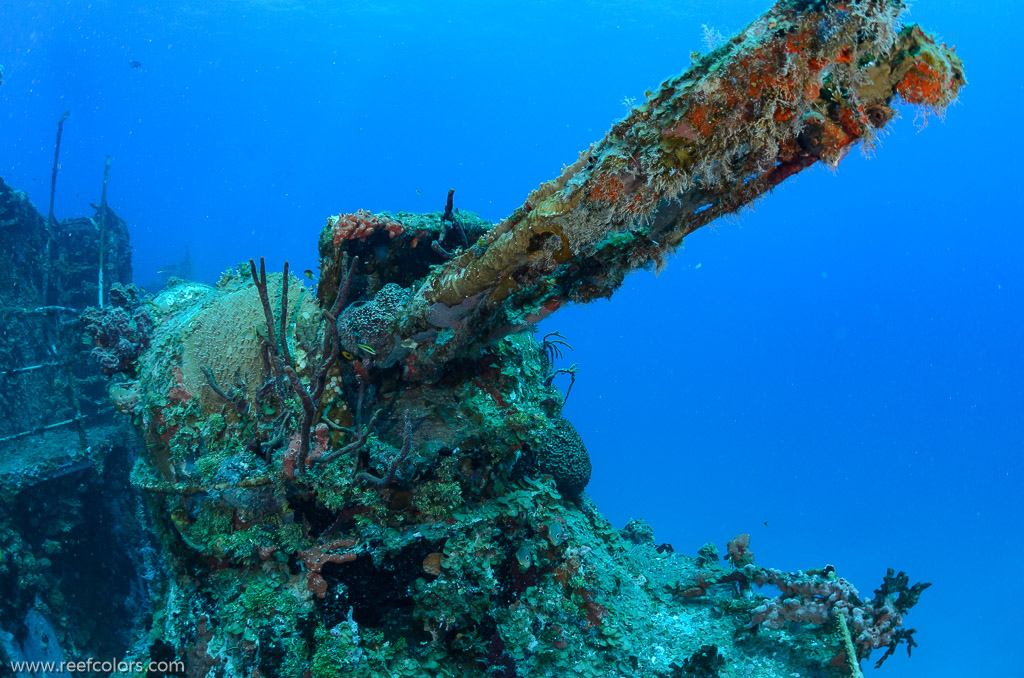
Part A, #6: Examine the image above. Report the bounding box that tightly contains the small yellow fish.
[304,269,314,279]
[341,350,355,361]
[357,344,376,355]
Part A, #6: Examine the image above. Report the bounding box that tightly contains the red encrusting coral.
[329,209,405,246]
[168,366,193,404]
[894,29,963,108]
[587,173,626,204]
[897,61,947,106]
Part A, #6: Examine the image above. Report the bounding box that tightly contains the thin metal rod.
[98,154,111,307]
[42,110,70,305]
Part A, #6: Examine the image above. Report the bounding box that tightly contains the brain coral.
[337,283,411,360]
[155,274,319,415]
[532,416,591,499]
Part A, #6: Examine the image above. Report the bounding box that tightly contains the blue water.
[2,1,1021,676]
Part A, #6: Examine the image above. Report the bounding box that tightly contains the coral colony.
[1,1,963,676]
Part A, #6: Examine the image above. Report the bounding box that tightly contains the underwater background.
[0,1,1019,676]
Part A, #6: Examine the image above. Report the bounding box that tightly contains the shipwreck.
[0,1,963,676]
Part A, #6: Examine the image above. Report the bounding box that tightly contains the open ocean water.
[1,1,1021,676]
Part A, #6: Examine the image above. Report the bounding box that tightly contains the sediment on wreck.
[116,1,962,677]
[0,177,156,668]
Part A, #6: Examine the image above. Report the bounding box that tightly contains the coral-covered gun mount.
[114,1,963,677]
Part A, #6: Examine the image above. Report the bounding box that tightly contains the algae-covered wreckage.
[1,0,964,676]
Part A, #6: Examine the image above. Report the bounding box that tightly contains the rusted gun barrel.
[389,0,963,379]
